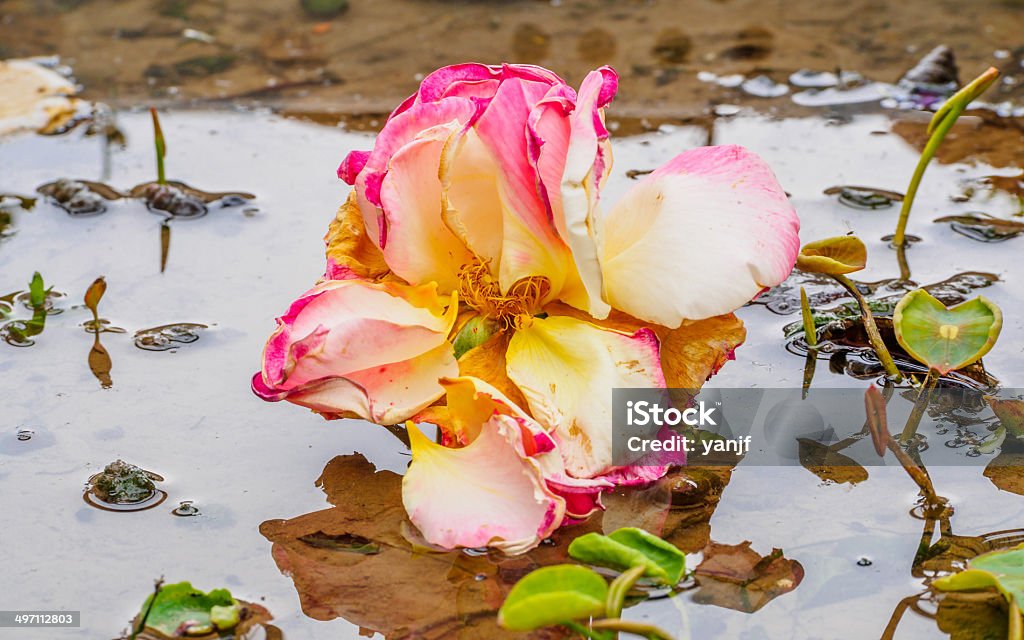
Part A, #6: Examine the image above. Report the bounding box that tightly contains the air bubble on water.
[856,557,873,567]
[741,75,789,98]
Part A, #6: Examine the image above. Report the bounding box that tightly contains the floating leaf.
[935,212,1024,243]
[990,398,1024,439]
[693,541,804,613]
[37,178,123,216]
[796,438,868,485]
[933,543,1024,636]
[497,565,607,631]
[136,582,239,637]
[796,236,867,275]
[129,181,255,218]
[893,289,1002,375]
[133,323,208,351]
[823,185,903,209]
[569,527,685,585]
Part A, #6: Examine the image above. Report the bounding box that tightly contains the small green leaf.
[209,603,241,630]
[452,315,499,359]
[893,289,1002,375]
[569,527,686,585]
[29,272,45,309]
[497,565,607,631]
[795,236,867,275]
[934,544,1024,617]
[138,581,237,637]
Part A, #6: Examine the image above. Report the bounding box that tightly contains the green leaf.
[28,272,45,309]
[452,315,499,360]
[569,527,686,585]
[934,544,1024,619]
[893,289,1002,375]
[139,581,239,636]
[497,565,607,631]
[795,236,867,275]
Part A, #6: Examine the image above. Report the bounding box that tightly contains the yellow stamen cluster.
[458,260,550,330]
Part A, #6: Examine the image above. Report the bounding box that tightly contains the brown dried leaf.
[693,541,804,613]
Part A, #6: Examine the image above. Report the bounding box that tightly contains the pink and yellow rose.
[254,63,800,553]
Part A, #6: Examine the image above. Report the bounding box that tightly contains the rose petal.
[600,145,800,326]
[403,415,564,554]
[506,315,667,478]
[378,123,474,291]
[324,192,391,281]
[557,66,618,320]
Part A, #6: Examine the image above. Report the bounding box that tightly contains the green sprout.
[150,107,167,186]
[892,67,1000,251]
[498,527,681,639]
[796,236,901,380]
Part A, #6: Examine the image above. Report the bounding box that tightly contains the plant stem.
[800,287,817,347]
[588,619,675,640]
[886,434,938,503]
[606,565,646,619]
[899,370,937,443]
[564,621,610,640]
[893,67,1000,248]
[832,274,902,380]
[150,107,167,186]
[1010,598,1023,640]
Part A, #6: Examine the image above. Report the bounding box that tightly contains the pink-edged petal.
[378,123,474,291]
[398,63,566,114]
[403,415,565,554]
[470,75,576,299]
[557,67,618,319]
[338,150,369,184]
[506,315,667,479]
[601,145,800,326]
[254,280,458,424]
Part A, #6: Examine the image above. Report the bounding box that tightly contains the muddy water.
[1,110,1023,638]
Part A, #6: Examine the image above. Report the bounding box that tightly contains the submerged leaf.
[893,289,1002,375]
[796,236,867,275]
[823,185,903,210]
[990,398,1024,439]
[569,528,685,585]
[37,178,122,216]
[498,565,607,631]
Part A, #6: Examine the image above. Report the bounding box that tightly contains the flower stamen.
[458,260,550,330]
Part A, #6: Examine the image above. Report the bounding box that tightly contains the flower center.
[458,259,550,329]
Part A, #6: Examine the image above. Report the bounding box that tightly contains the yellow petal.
[324,191,391,281]
[506,315,666,478]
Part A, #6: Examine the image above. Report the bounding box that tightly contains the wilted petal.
[601,145,800,326]
[403,415,564,554]
[557,67,618,320]
[324,192,390,281]
[378,123,474,291]
[254,280,458,424]
[506,315,666,478]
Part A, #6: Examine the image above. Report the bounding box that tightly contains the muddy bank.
[2,0,1023,124]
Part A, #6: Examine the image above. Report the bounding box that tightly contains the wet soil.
[2,0,1024,126]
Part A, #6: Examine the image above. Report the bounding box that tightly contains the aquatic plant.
[253,62,800,553]
[892,67,1000,250]
[933,544,1024,640]
[795,235,901,379]
[892,289,1002,440]
[499,527,683,638]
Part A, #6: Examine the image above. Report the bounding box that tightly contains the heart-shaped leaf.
[569,527,686,585]
[933,544,1024,621]
[497,564,607,631]
[893,289,1002,375]
[795,236,867,275]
